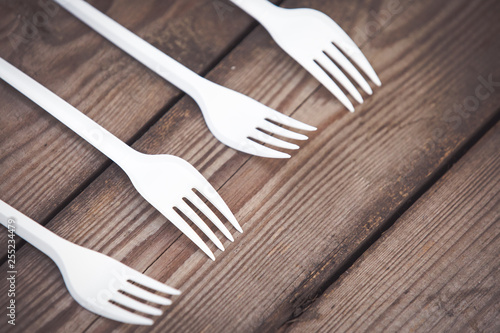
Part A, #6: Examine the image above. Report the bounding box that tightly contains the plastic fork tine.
[122,282,172,305]
[259,121,309,140]
[330,22,382,86]
[162,209,215,260]
[196,185,243,233]
[111,293,163,316]
[102,303,155,325]
[185,192,234,242]
[266,112,317,131]
[252,130,300,150]
[316,53,363,104]
[129,271,181,296]
[324,43,373,95]
[244,139,291,158]
[176,201,225,251]
[303,61,355,112]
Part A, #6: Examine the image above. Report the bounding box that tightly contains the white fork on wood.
[231,0,382,112]
[0,200,180,325]
[0,57,241,260]
[54,0,316,159]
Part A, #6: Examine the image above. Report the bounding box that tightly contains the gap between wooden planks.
[282,122,500,333]
[1,0,500,332]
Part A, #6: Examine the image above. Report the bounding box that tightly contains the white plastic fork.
[54,0,316,159]
[0,57,241,260]
[230,0,382,112]
[0,200,180,325]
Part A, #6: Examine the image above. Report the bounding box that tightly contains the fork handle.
[0,200,69,263]
[230,0,280,24]
[54,0,209,102]
[0,57,137,168]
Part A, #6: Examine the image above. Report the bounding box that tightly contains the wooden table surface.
[0,0,499,332]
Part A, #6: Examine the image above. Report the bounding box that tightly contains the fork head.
[264,7,382,112]
[124,153,242,260]
[197,83,316,158]
[58,245,180,325]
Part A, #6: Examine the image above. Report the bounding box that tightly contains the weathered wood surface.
[283,122,500,333]
[0,0,499,332]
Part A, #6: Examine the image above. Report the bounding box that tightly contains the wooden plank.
[1,0,500,332]
[282,123,500,333]
[0,0,261,248]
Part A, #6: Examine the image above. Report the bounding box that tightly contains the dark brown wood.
[282,122,500,333]
[0,0,499,332]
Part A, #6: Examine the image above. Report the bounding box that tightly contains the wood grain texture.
[0,0,499,332]
[0,0,258,248]
[283,123,500,333]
